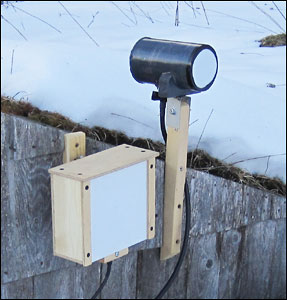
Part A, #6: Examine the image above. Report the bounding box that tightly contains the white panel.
[90,161,147,261]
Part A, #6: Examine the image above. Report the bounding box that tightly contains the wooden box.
[48,144,159,266]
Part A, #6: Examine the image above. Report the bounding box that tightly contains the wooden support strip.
[82,180,92,267]
[52,175,84,263]
[61,131,91,266]
[99,248,129,263]
[160,97,191,260]
[63,131,86,163]
[147,158,156,239]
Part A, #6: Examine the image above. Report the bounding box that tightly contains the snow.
[1,1,286,182]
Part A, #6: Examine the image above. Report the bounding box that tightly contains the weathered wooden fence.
[1,112,286,299]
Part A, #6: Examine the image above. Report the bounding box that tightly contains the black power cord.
[155,99,191,299]
[91,261,113,299]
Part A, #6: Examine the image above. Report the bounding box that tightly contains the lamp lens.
[192,49,217,89]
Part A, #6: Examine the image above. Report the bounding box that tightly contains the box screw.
[169,108,176,115]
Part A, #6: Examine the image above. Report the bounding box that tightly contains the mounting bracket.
[160,96,191,260]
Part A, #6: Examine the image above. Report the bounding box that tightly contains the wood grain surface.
[1,113,286,299]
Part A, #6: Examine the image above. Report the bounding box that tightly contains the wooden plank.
[217,230,242,299]
[86,138,113,155]
[147,158,156,239]
[1,277,33,299]
[240,185,272,227]
[80,261,102,299]
[33,266,83,299]
[165,250,189,299]
[62,132,92,266]
[187,169,280,236]
[153,159,165,249]
[33,262,102,299]
[1,113,11,159]
[49,144,159,181]
[136,247,189,299]
[186,233,220,299]
[82,180,92,267]
[1,122,10,284]
[189,169,247,236]
[271,193,286,219]
[188,170,215,236]
[63,131,86,163]
[1,154,76,284]
[100,248,129,263]
[100,251,138,299]
[52,175,86,265]
[4,113,64,161]
[161,97,191,260]
[233,220,277,299]
[143,158,165,250]
[269,219,286,299]
[136,248,167,299]
[211,177,244,233]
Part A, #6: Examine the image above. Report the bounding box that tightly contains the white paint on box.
[90,161,147,261]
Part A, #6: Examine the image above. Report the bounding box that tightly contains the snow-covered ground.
[1,1,286,182]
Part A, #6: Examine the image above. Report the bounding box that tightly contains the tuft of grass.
[1,95,286,197]
[259,33,286,47]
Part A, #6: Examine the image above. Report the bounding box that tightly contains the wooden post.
[63,131,86,163]
[160,97,191,260]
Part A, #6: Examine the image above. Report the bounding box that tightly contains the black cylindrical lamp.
[130,37,218,98]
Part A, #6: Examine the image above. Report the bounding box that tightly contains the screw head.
[169,108,176,115]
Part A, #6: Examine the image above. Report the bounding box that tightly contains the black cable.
[91,261,113,299]
[159,99,167,143]
[155,99,191,299]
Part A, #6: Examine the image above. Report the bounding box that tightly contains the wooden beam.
[99,248,129,264]
[147,158,156,239]
[160,97,191,260]
[63,131,86,163]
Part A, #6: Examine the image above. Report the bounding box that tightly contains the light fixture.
[130,37,218,98]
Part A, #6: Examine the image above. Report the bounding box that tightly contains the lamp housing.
[130,37,218,98]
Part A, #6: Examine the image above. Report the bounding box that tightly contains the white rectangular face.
[90,161,147,261]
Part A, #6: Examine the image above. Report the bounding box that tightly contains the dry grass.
[188,150,286,196]
[0,95,166,156]
[1,95,286,196]
[259,33,286,47]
